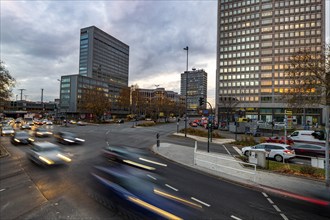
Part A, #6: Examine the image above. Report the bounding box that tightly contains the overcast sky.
[2,1,329,106]
[1,0,218,105]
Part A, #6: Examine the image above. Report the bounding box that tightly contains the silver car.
[27,142,72,166]
[1,126,15,136]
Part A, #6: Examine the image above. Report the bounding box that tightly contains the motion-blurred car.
[265,136,294,145]
[102,146,162,171]
[292,143,329,158]
[27,142,72,166]
[241,143,295,162]
[21,123,32,130]
[34,127,53,137]
[77,121,87,126]
[90,165,203,219]
[11,131,34,145]
[45,121,53,125]
[34,120,43,125]
[116,119,124,123]
[54,131,85,145]
[69,120,77,124]
[1,126,15,136]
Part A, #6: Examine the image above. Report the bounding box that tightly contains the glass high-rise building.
[181,68,207,115]
[60,26,129,117]
[216,0,326,125]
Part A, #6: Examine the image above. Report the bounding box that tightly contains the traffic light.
[199,97,205,106]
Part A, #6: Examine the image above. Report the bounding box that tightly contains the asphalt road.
[0,121,329,220]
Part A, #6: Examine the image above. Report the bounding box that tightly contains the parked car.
[265,136,294,145]
[27,142,72,166]
[292,143,329,158]
[290,130,326,145]
[54,131,85,145]
[189,122,198,127]
[34,127,53,137]
[241,143,295,162]
[11,131,34,145]
[1,126,15,136]
[274,122,286,128]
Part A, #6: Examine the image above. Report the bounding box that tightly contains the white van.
[289,130,326,145]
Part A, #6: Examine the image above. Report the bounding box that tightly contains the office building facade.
[181,68,207,115]
[216,0,326,125]
[60,26,129,117]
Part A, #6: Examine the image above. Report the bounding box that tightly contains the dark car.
[265,136,294,145]
[102,146,166,171]
[116,119,124,123]
[34,127,53,137]
[90,165,203,220]
[54,131,85,145]
[11,131,34,145]
[292,143,329,158]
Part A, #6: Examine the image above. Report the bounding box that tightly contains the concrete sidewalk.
[151,136,330,204]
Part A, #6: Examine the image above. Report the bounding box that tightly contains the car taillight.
[284,150,294,154]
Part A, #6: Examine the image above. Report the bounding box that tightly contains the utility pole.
[183,46,189,137]
[18,89,26,101]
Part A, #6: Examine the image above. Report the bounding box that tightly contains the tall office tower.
[181,68,207,115]
[79,26,129,85]
[216,0,326,125]
[60,26,129,117]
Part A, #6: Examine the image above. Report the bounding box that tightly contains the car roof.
[33,142,59,148]
[260,142,290,147]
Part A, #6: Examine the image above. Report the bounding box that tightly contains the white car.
[27,142,72,166]
[241,143,295,162]
[1,126,15,136]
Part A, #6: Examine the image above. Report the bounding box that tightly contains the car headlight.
[28,138,34,142]
[75,138,85,142]
[14,138,20,142]
[38,156,54,165]
[57,153,72,162]
[64,139,75,143]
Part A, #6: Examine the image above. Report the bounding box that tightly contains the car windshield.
[16,133,29,138]
[3,127,13,130]
[37,128,47,132]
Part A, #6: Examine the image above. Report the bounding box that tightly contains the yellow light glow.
[14,138,20,142]
[123,160,155,170]
[57,154,72,162]
[154,189,202,209]
[127,196,182,220]
[38,156,54,165]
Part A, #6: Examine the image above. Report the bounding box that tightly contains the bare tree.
[282,45,330,107]
[218,96,240,124]
[0,61,16,102]
[79,88,111,122]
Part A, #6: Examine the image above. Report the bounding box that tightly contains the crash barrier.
[193,141,256,182]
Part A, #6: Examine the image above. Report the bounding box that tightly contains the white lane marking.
[0,189,6,192]
[222,145,231,155]
[267,198,274,204]
[147,174,157,180]
[106,130,111,135]
[273,205,281,212]
[262,192,289,220]
[106,141,109,146]
[280,213,289,220]
[230,215,242,220]
[139,157,167,167]
[233,146,243,156]
[191,197,211,207]
[165,184,178,191]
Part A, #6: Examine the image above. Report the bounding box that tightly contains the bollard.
[156,133,160,147]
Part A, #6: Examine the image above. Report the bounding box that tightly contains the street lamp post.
[183,46,189,137]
